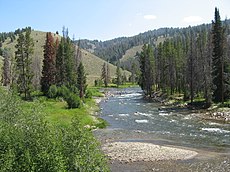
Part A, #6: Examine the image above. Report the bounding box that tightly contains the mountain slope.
[0,30,130,85]
[120,45,142,62]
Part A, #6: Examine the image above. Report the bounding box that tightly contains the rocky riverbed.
[102,141,198,163]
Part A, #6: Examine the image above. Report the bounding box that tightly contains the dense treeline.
[80,20,230,67]
[139,8,230,106]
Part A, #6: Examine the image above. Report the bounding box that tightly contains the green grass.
[105,82,138,88]
[87,87,104,97]
[21,96,107,128]
[118,82,139,88]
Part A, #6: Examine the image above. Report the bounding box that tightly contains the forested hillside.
[138,8,230,106]
[0,29,129,86]
[80,19,230,71]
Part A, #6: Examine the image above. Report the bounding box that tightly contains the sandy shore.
[102,141,198,163]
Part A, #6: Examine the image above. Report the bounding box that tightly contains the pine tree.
[77,62,87,98]
[139,44,155,96]
[41,32,56,94]
[74,39,82,70]
[212,8,230,103]
[56,38,66,86]
[15,29,34,100]
[64,37,75,86]
[101,62,110,87]
[187,29,196,103]
[2,50,11,87]
[116,64,122,87]
[56,35,75,87]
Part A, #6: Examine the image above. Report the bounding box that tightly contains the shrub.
[0,89,109,172]
[85,89,93,99]
[65,93,82,109]
[57,85,70,99]
[47,85,58,98]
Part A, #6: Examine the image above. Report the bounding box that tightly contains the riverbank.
[150,91,230,123]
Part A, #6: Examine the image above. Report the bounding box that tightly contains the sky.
[0,0,230,41]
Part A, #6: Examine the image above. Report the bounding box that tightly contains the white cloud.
[183,16,203,23]
[144,15,157,20]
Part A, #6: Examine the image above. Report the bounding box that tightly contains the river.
[94,87,230,171]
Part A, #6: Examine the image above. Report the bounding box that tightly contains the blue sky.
[0,0,230,41]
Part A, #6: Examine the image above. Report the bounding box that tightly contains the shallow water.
[97,87,230,171]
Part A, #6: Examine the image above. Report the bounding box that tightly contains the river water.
[96,87,230,171]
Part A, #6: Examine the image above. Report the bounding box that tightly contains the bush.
[65,93,82,109]
[57,85,70,99]
[0,89,109,172]
[85,89,93,99]
[47,85,58,98]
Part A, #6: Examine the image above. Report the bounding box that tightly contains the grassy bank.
[21,94,107,129]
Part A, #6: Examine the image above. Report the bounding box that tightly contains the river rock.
[102,142,198,163]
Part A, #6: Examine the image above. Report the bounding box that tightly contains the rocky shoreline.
[102,141,198,163]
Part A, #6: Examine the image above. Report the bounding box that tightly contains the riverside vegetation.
[0,87,109,171]
[0,26,109,171]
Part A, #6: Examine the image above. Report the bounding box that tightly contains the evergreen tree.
[65,37,75,86]
[130,62,137,84]
[139,44,155,96]
[77,62,87,98]
[41,32,56,94]
[115,64,122,87]
[122,72,127,85]
[101,62,110,87]
[56,34,75,87]
[2,50,11,87]
[56,38,66,86]
[212,8,230,103]
[74,39,82,70]
[15,29,34,100]
[204,31,213,106]
[186,29,196,103]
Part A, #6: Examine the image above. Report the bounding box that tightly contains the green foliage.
[0,89,109,172]
[138,44,155,96]
[57,85,70,99]
[47,85,58,98]
[115,64,122,87]
[94,79,103,87]
[85,89,93,99]
[77,62,87,98]
[88,87,104,97]
[57,85,82,109]
[65,92,82,109]
[15,29,34,100]
[101,62,110,87]
[212,8,230,103]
